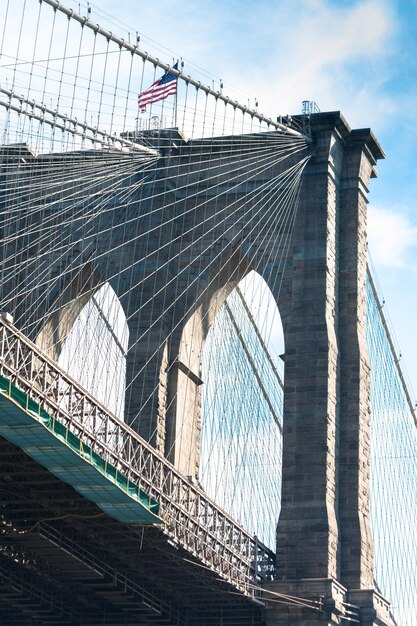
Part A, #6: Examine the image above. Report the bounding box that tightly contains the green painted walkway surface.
[0,374,162,525]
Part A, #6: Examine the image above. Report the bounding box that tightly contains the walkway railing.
[0,316,274,595]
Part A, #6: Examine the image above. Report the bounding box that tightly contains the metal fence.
[0,316,274,594]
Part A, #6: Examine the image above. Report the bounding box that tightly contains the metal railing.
[0,316,274,595]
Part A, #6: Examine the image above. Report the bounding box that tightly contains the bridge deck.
[0,315,273,623]
[0,373,162,525]
[0,435,264,625]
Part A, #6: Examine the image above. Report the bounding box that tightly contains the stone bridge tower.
[263,113,392,626]
[0,112,393,625]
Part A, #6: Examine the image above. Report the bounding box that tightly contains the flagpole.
[174,58,180,129]
[174,85,178,129]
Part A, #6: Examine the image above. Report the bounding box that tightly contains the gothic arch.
[163,247,287,480]
[57,282,129,419]
[35,263,103,362]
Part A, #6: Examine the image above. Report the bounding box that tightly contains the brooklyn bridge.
[0,1,415,625]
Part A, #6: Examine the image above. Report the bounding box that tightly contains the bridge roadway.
[0,315,274,625]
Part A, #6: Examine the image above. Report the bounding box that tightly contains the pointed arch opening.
[199,270,284,549]
[165,263,284,549]
[57,282,129,420]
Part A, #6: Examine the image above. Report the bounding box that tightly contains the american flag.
[138,63,178,113]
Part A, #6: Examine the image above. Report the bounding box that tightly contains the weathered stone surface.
[263,113,390,625]
[1,116,392,625]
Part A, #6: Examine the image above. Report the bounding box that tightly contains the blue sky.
[92,0,417,395]
[3,0,416,395]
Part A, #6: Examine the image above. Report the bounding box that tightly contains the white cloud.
[240,0,395,125]
[367,205,417,270]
